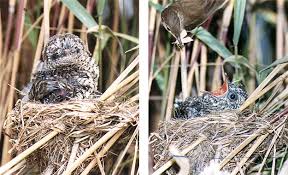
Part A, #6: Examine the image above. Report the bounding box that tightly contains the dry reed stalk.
[272,145,277,175]
[66,143,79,169]
[111,126,138,175]
[57,4,67,34]
[152,135,207,175]
[276,0,285,59]
[187,39,200,95]
[100,56,139,101]
[148,0,158,73]
[240,64,288,111]
[194,63,200,95]
[0,57,13,129]
[199,45,207,94]
[62,127,126,175]
[31,18,44,75]
[244,71,288,110]
[130,134,138,175]
[3,0,16,59]
[180,48,188,99]
[80,0,95,42]
[230,133,270,175]
[3,160,26,175]
[107,75,139,102]
[219,111,287,171]
[149,52,175,86]
[219,131,261,168]
[95,152,105,175]
[43,0,51,44]
[149,0,167,92]
[0,130,60,174]
[80,128,127,175]
[109,0,120,85]
[3,0,27,165]
[128,94,139,104]
[0,12,2,61]
[68,11,75,33]
[247,16,257,93]
[256,124,285,175]
[266,86,288,111]
[165,52,180,120]
[21,14,43,43]
[259,81,283,112]
[106,70,139,100]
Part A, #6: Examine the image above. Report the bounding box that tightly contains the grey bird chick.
[174,81,248,118]
[27,33,100,103]
[28,76,75,104]
[161,0,228,46]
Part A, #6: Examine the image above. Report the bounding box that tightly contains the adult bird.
[161,0,229,46]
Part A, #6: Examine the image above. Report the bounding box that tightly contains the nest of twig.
[150,110,288,175]
[4,98,138,175]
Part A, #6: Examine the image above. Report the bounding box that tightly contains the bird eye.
[228,92,238,101]
[50,52,59,60]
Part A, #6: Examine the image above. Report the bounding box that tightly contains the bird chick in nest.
[25,33,100,103]
[174,81,248,118]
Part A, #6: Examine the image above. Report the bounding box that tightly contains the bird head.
[42,33,91,69]
[205,81,248,110]
[161,6,183,46]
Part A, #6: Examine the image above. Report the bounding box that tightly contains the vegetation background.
[149,0,288,131]
[0,0,139,170]
[149,0,288,174]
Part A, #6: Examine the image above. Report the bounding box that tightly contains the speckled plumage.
[27,33,100,103]
[174,82,248,118]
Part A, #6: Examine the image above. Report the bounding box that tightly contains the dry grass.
[2,98,138,174]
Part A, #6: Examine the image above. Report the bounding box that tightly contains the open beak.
[211,81,228,96]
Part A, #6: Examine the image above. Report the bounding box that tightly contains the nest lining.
[4,98,138,174]
[150,111,288,174]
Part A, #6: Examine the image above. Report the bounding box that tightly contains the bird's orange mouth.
[211,81,228,96]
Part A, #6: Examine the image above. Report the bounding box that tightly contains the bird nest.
[150,110,288,175]
[3,98,138,175]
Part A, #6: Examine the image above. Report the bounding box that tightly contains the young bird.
[161,0,229,46]
[174,81,248,118]
[25,33,100,103]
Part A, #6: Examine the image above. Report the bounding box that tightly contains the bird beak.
[211,81,228,96]
[176,36,183,46]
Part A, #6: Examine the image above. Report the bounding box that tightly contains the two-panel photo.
[0,0,287,174]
